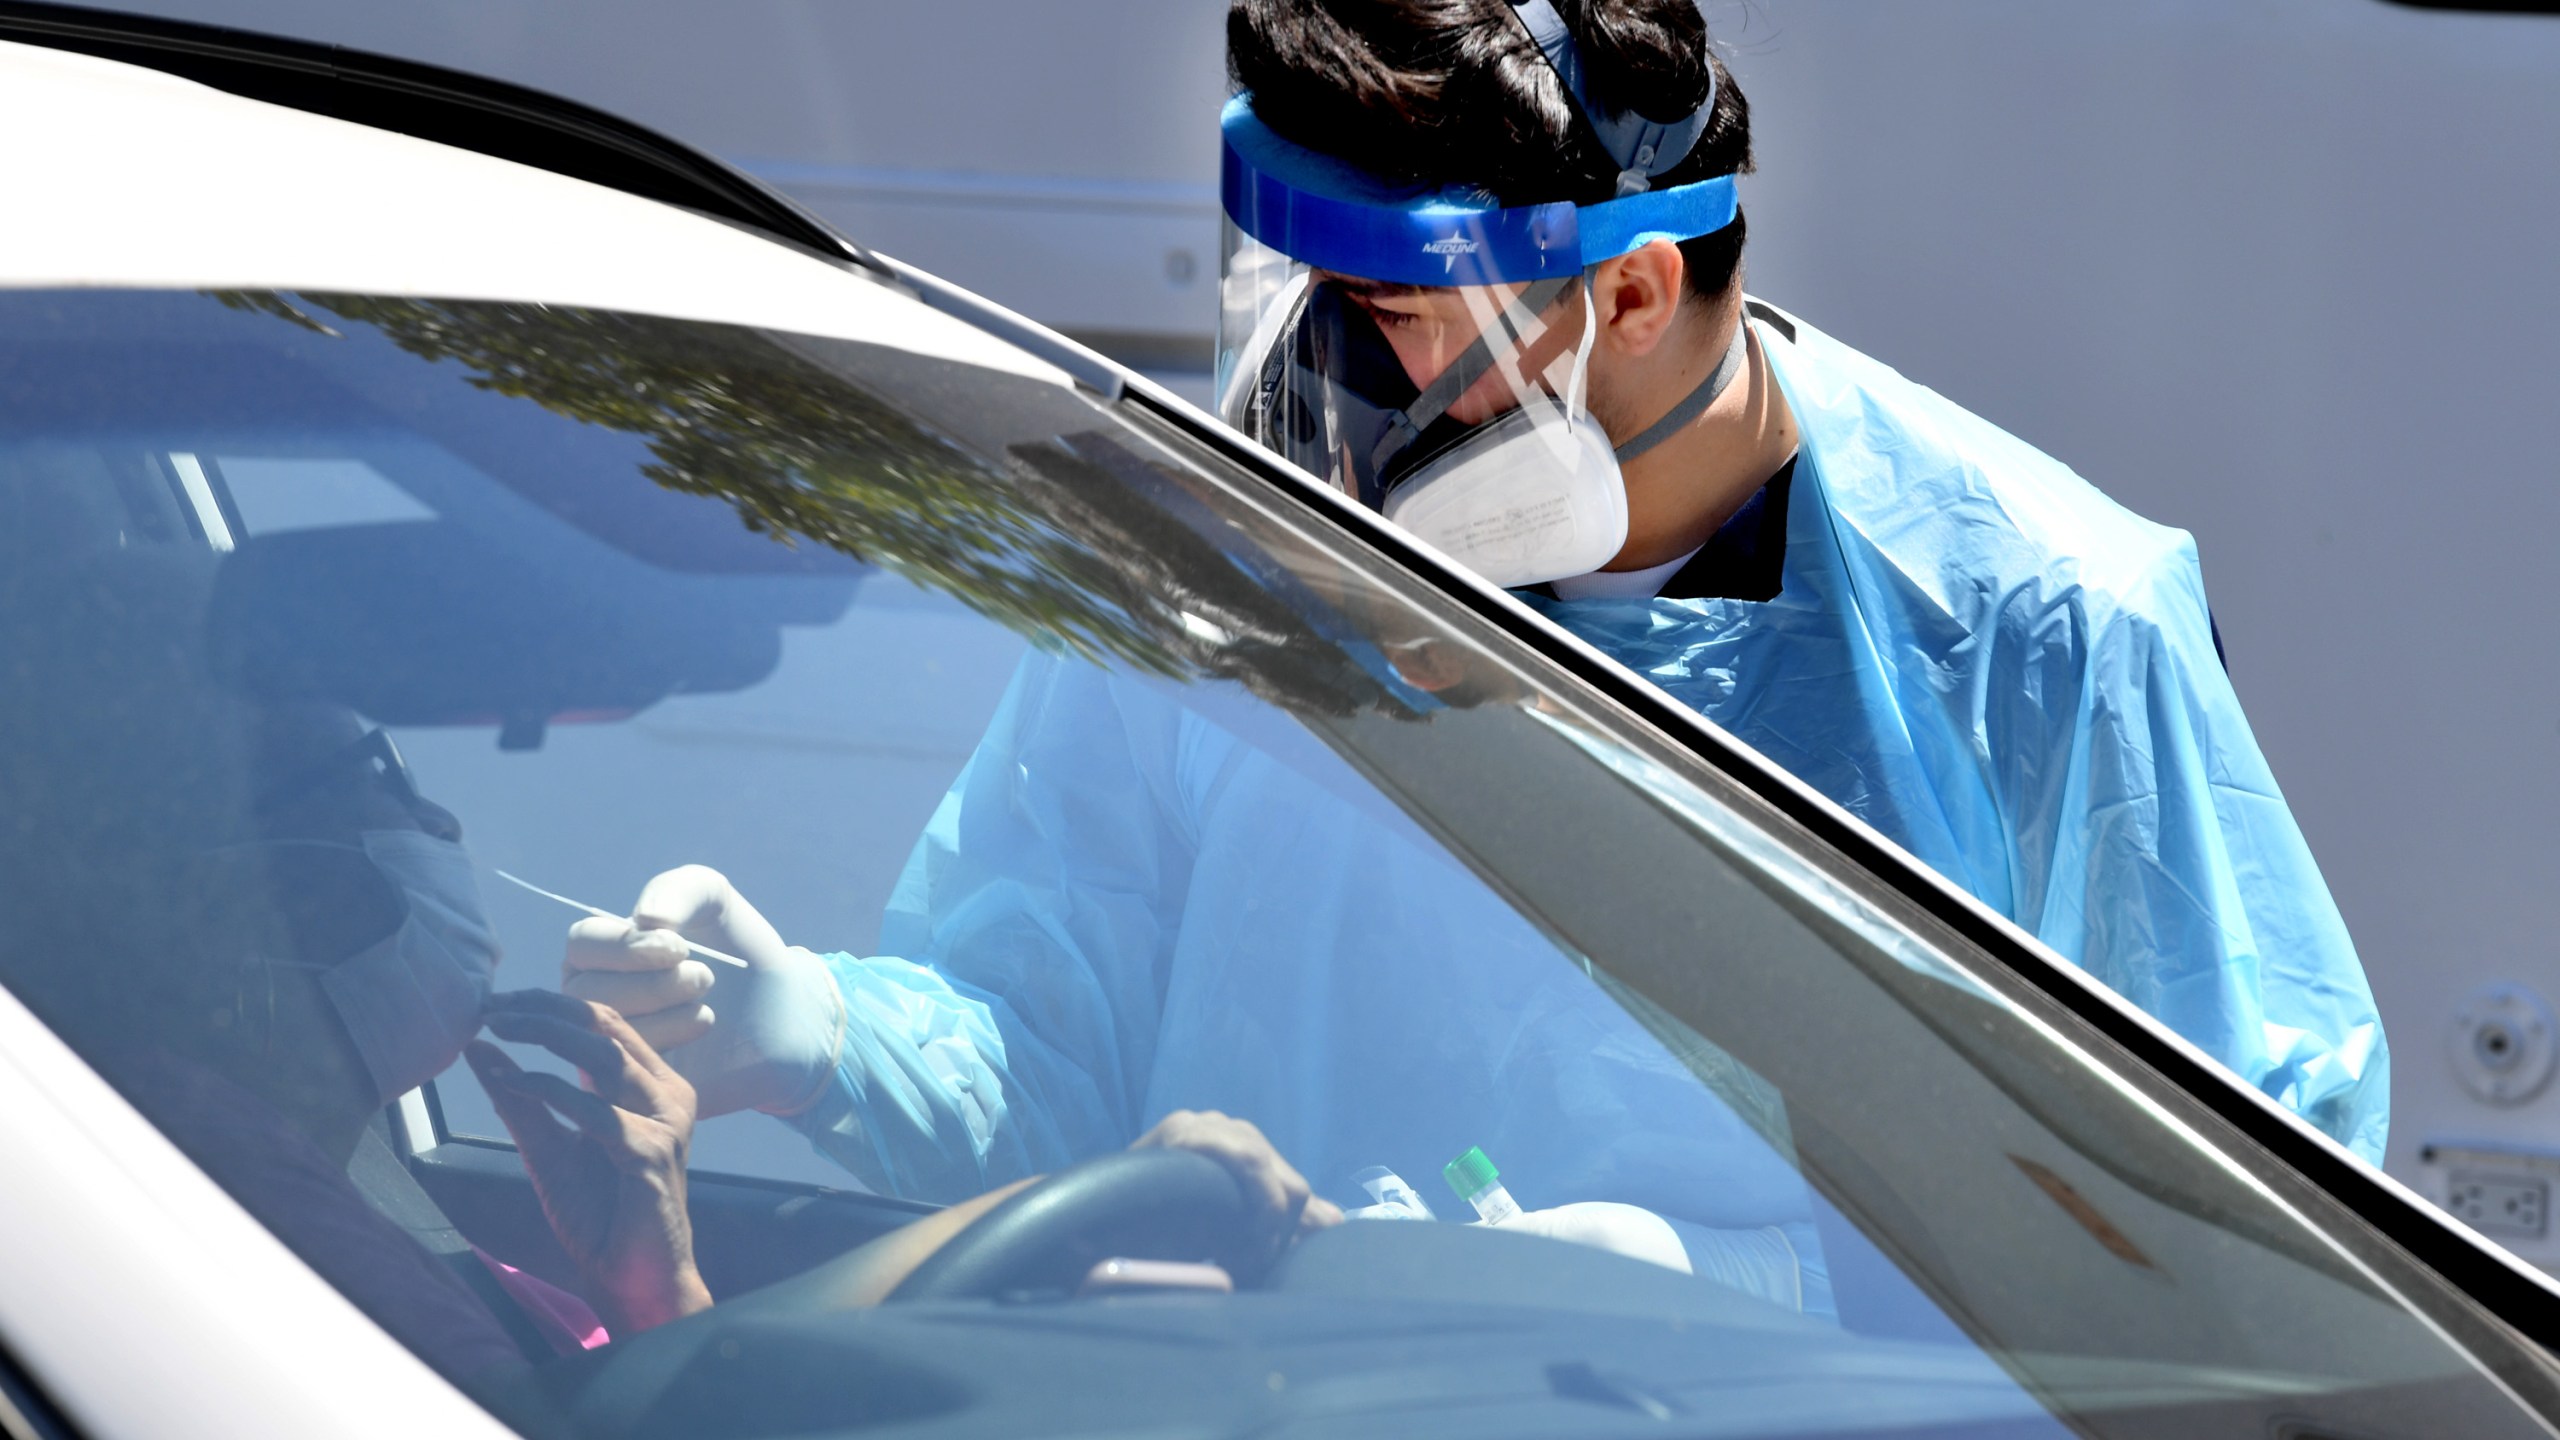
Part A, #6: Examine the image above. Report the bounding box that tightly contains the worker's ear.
[1591,238,1687,359]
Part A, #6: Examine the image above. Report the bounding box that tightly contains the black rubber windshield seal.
[2380,1,2560,12]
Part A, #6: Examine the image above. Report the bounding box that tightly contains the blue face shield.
[1215,2,1741,587]
[1218,18,1740,576]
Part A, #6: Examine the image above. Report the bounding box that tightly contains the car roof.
[0,34,1068,387]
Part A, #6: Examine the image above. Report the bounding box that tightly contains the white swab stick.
[492,869,751,969]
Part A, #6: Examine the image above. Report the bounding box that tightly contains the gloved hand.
[560,865,845,1119]
[1497,1202,1692,1276]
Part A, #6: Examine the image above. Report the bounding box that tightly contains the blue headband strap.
[1507,0,1716,198]
[1220,96,1735,288]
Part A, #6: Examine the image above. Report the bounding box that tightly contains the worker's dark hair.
[1228,0,1753,303]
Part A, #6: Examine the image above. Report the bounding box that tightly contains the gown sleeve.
[2000,567,2390,1164]
[784,653,1192,1201]
[782,652,1838,1319]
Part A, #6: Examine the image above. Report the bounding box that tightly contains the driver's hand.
[1131,1110,1343,1256]
[467,991,711,1334]
[560,866,845,1119]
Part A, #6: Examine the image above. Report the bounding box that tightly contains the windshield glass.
[0,287,2549,1440]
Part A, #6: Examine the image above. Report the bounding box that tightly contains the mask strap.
[1565,274,1602,416]
[1368,273,1578,473]
[1611,313,1748,463]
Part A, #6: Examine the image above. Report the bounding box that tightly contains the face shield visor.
[1215,17,1739,588]
[1219,220,1621,588]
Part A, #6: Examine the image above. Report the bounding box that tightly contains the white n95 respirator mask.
[1220,261,1628,588]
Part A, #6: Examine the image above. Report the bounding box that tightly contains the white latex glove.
[1498,1202,1693,1276]
[560,865,844,1119]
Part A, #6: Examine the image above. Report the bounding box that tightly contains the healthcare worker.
[568,0,2381,1274]
[1206,0,2388,1159]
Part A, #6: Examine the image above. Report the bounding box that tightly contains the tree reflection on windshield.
[213,290,1412,720]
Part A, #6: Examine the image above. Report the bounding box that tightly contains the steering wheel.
[887,1147,1266,1302]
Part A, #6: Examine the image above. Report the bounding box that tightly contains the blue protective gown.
[782,298,2385,1298]
[789,656,1828,1309]
[1520,304,2385,1161]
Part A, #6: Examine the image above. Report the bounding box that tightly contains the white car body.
[0,41,1060,386]
[7,17,2560,1440]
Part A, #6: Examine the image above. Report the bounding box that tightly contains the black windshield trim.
[0,1339,75,1440]
[0,0,872,272]
[2380,1,2560,11]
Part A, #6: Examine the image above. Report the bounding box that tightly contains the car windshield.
[0,286,2550,1440]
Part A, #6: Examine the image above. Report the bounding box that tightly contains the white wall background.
[99,0,1236,367]
[1715,0,2560,1258]
[101,0,2560,1251]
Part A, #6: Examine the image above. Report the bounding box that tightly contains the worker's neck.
[1597,296,1800,573]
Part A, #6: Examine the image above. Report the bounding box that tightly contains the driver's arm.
[800,1176,1041,1309]
[763,1109,1335,1308]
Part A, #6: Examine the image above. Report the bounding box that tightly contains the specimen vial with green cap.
[1443,1146,1520,1225]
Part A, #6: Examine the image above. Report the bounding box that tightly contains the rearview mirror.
[208,521,854,748]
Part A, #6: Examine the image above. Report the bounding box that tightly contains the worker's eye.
[1358,302,1421,331]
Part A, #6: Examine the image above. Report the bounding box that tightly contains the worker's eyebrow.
[1321,274,1424,300]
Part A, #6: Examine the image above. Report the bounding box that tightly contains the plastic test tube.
[1443,1146,1520,1225]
